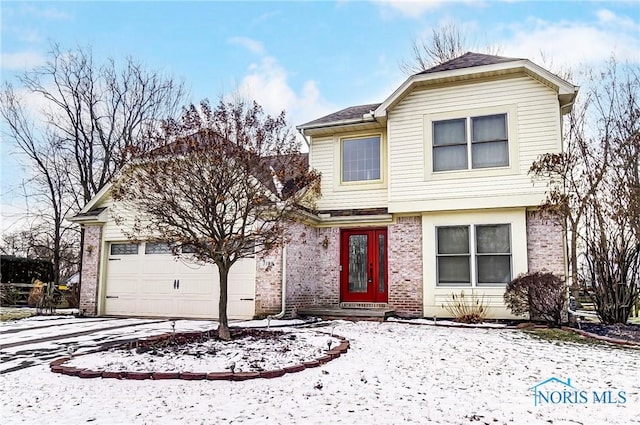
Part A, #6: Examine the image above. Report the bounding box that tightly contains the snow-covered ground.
[1,316,638,425]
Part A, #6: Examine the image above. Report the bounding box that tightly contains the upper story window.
[436,223,512,287]
[342,136,381,182]
[433,113,509,172]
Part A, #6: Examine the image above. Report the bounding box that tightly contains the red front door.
[340,228,388,303]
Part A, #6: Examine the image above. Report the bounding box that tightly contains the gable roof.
[375,53,578,120]
[299,52,578,133]
[69,133,310,221]
[418,52,522,74]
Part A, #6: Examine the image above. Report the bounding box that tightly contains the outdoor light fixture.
[321,236,329,249]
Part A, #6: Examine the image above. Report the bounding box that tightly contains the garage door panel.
[227,298,255,319]
[137,297,176,316]
[139,278,175,295]
[104,296,137,315]
[104,242,257,319]
[141,256,176,275]
[176,297,216,317]
[178,277,219,296]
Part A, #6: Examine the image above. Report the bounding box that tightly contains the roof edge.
[375,59,578,119]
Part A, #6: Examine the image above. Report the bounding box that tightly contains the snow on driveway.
[0,319,638,425]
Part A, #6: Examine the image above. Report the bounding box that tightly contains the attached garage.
[69,192,262,320]
[103,241,256,319]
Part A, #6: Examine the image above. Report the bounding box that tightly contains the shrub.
[0,285,21,306]
[27,279,45,308]
[441,290,490,324]
[27,279,58,314]
[504,271,567,326]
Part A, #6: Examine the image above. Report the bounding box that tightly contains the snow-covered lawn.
[1,318,638,425]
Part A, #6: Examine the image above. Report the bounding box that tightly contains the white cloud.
[375,0,447,18]
[19,4,71,20]
[501,18,640,70]
[596,8,638,31]
[375,0,482,18]
[1,51,46,70]
[228,37,266,55]
[237,56,335,127]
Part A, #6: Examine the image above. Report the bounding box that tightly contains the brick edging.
[561,326,640,347]
[50,330,350,381]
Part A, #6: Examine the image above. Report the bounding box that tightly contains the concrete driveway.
[0,315,217,374]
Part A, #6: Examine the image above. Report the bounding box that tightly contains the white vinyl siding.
[311,133,387,211]
[387,75,562,212]
[423,208,527,319]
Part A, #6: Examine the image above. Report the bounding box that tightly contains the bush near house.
[442,291,490,324]
[504,272,567,327]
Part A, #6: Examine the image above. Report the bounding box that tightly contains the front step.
[340,302,389,309]
[297,307,395,321]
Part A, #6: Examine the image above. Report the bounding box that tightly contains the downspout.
[297,128,310,149]
[269,233,288,320]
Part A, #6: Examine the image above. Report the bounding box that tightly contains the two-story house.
[72,52,577,320]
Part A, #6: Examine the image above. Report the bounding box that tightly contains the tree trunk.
[218,266,231,341]
[569,220,580,299]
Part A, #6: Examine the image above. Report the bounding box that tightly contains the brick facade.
[81,212,562,320]
[254,245,283,317]
[254,222,340,317]
[388,216,423,317]
[79,225,103,316]
[256,217,423,318]
[526,210,566,276]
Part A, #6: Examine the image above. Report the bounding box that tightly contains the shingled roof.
[418,52,522,74]
[299,52,525,130]
[298,103,381,129]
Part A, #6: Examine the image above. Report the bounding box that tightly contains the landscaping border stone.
[562,326,640,347]
[49,329,349,381]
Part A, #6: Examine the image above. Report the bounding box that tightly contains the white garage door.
[104,242,256,319]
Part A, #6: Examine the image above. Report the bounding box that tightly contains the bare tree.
[530,58,640,324]
[401,22,502,75]
[112,98,320,339]
[1,43,186,291]
[0,90,77,287]
[13,43,187,209]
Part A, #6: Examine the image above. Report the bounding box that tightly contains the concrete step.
[297,307,395,321]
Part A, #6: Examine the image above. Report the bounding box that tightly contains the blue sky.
[1,0,639,231]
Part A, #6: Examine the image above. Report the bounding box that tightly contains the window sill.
[426,165,518,181]
[334,179,387,192]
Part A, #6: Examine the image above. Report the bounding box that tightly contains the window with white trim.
[436,224,512,287]
[432,113,509,172]
[342,135,381,182]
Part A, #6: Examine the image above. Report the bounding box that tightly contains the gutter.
[296,114,377,132]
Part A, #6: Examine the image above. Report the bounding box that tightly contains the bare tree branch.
[400,23,502,75]
[112,98,320,339]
